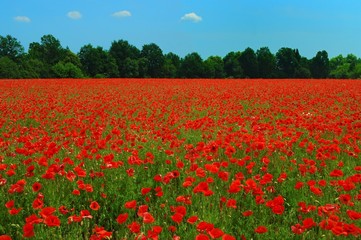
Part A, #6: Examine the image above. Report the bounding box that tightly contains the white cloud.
[181,12,202,23]
[14,16,31,23]
[67,11,82,20]
[112,10,132,18]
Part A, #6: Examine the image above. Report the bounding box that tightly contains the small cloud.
[112,10,131,18]
[181,12,202,23]
[67,11,82,20]
[14,16,31,23]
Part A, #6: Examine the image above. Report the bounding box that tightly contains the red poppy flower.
[254,226,267,234]
[208,227,224,238]
[291,223,305,234]
[171,213,184,224]
[128,221,141,233]
[125,200,137,209]
[68,215,82,224]
[142,212,155,224]
[32,198,44,210]
[32,182,42,192]
[242,210,253,217]
[9,208,22,215]
[116,213,128,224]
[39,207,56,218]
[90,201,100,211]
[0,235,12,240]
[72,189,80,195]
[330,169,343,177]
[23,223,34,238]
[347,210,361,220]
[5,200,14,209]
[272,205,285,215]
[80,210,92,219]
[187,216,199,224]
[25,214,43,224]
[303,218,317,229]
[141,187,152,195]
[222,234,236,240]
[137,205,149,217]
[196,234,210,240]
[44,215,61,227]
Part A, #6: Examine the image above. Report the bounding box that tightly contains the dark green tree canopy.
[257,47,276,78]
[110,40,140,77]
[180,52,204,78]
[223,51,244,78]
[204,56,225,78]
[310,50,329,78]
[0,56,21,78]
[276,48,300,78]
[1,33,361,79]
[0,35,24,61]
[78,44,118,78]
[239,47,258,78]
[141,43,165,78]
[29,35,65,66]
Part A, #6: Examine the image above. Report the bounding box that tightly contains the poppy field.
[0,79,361,240]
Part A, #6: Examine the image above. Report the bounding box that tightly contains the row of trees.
[1,34,361,79]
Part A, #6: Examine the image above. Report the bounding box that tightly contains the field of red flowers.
[0,79,360,240]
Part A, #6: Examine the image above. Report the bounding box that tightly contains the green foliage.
[240,47,258,78]
[141,43,165,78]
[110,40,140,77]
[223,51,244,78]
[180,52,204,78]
[78,44,118,78]
[276,48,301,78]
[310,50,330,78]
[329,54,361,79]
[0,35,24,61]
[52,62,84,78]
[204,56,225,78]
[123,58,140,78]
[257,47,277,78]
[0,56,21,78]
[162,53,181,78]
[2,33,361,79]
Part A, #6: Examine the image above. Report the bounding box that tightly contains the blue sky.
[1,0,361,59]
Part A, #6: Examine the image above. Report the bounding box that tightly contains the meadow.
[0,79,360,239]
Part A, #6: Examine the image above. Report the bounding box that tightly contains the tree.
[329,54,360,79]
[28,35,65,66]
[276,48,300,78]
[0,35,24,61]
[162,52,181,78]
[109,40,140,77]
[256,47,276,78]
[122,58,139,78]
[52,62,84,78]
[141,43,164,78]
[204,56,224,78]
[78,44,118,78]
[351,63,361,79]
[294,57,311,78]
[0,56,21,78]
[223,51,244,78]
[239,47,258,78]
[180,52,204,78]
[310,50,330,78]
[62,48,83,69]
[19,56,47,78]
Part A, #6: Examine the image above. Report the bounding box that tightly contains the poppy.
[90,201,100,211]
[116,213,128,224]
[254,226,267,234]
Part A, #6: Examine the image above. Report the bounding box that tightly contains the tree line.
[1,34,361,79]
